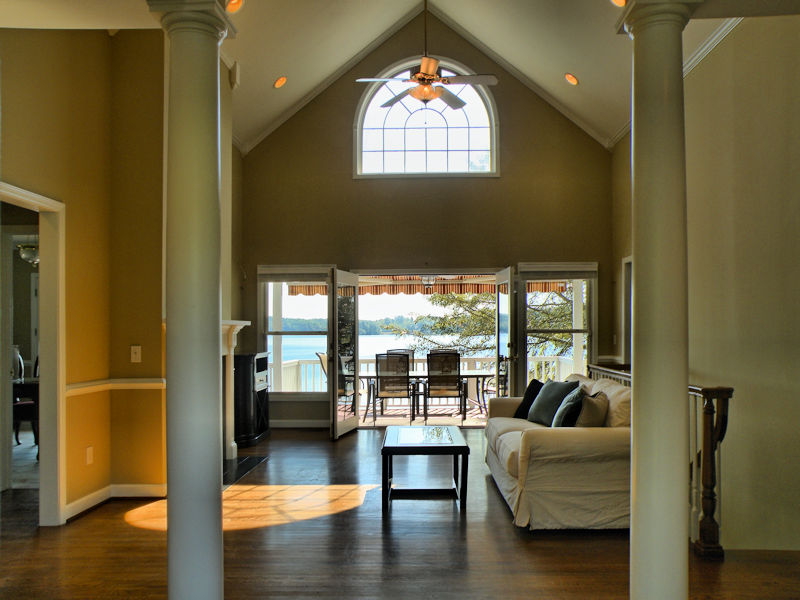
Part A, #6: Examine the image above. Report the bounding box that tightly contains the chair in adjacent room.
[366,353,414,424]
[424,350,466,423]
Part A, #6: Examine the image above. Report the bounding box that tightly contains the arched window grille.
[354,58,498,176]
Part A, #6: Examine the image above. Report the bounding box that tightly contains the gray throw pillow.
[552,386,585,427]
[527,380,580,426]
[575,391,609,427]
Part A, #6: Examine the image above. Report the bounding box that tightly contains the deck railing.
[587,364,732,560]
[269,355,575,395]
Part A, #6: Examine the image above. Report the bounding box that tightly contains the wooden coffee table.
[381,425,469,516]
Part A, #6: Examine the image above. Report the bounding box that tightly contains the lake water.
[268,334,487,362]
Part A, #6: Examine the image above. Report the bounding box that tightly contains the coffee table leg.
[382,453,390,516]
[459,453,468,514]
[453,453,459,487]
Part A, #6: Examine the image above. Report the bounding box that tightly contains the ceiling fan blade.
[380,88,412,108]
[356,78,408,83]
[440,74,498,86]
[438,87,467,110]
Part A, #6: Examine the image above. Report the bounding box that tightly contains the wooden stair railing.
[586,365,733,560]
[692,385,733,560]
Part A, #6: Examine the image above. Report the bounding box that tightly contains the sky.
[274,284,446,321]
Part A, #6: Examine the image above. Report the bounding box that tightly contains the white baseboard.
[64,483,167,520]
[65,486,111,520]
[110,483,166,497]
[270,419,329,429]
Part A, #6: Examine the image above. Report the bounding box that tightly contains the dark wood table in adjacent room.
[381,424,469,516]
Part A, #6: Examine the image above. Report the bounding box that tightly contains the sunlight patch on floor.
[124,484,379,531]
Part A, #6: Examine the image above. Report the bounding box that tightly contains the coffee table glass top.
[397,426,453,445]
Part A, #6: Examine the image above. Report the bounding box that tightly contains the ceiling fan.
[356,0,498,110]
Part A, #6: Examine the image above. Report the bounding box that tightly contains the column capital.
[148,0,236,41]
[616,1,700,38]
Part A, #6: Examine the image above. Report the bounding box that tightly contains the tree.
[383,287,578,357]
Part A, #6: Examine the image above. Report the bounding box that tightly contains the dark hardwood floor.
[1,428,799,598]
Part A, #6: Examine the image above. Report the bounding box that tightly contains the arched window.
[354,58,498,176]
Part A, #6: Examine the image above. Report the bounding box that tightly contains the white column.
[625,3,692,599]
[149,3,231,599]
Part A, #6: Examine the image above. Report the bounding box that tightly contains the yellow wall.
[611,16,800,550]
[240,14,614,361]
[109,30,164,378]
[110,388,165,485]
[1,29,114,502]
[0,29,113,384]
[1,28,168,503]
[65,391,111,504]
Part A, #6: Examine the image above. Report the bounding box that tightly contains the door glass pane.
[336,283,357,423]
[496,281,510,396]
[266,280,328,392]
[525,280,589,380]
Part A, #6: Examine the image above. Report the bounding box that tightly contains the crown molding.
[683,17,742,76]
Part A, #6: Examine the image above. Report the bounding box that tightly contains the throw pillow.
[575,391,609,427]
[552,386,585,427]
[527,380,580,426]
[513,378,544,419]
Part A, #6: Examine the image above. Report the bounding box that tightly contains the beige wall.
[12,253,36,363]
[684,16,800,550]
[240,14,614,362]
[611,16,800,550]
[610,133,632,361]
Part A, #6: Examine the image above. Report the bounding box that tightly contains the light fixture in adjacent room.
[225,0,244,13]
[420,274,437,289]
[274,76,287,89]
[565,73,579,86]
[17,244,39,267]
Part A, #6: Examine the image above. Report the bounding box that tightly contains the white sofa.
[485,374,631,530]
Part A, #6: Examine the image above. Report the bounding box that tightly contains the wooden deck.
[2,428,799,598]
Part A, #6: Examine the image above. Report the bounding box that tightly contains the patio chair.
[366,353,415,424]
[424,350,466,423]
[387,348,421,416]
[317,352,357,416]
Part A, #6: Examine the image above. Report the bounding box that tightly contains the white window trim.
[352,55,500,179]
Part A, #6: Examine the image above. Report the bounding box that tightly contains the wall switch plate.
[130,345,142,363]
[86,446,93,465]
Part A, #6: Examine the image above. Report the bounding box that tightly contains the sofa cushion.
[496,431,522,478]
[590,378,631,427]
[575,391,609,427]
[551,386,585,427]
[485,417,545,455]
[527,380,580,426]
[513,378,544,419]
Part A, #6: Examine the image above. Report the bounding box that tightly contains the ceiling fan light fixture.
[419,56,440,76]
[225,0,244,13]
[409,84,444,103]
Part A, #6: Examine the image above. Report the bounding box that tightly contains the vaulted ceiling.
[3,1,799,153]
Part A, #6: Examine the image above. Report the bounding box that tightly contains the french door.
[258,266,358,440]
[495,267,515,397]
[330,269,358,439]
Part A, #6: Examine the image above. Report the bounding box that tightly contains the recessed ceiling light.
[610,0,626,7]
[225,0,244,13]
[274,76,287,89]
[565,73,579,86]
